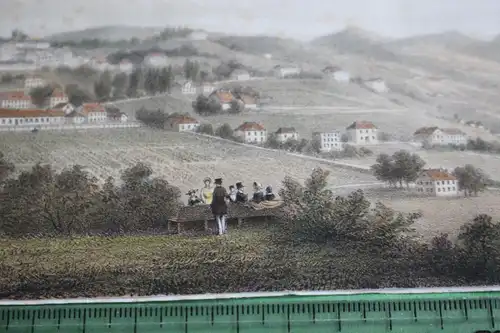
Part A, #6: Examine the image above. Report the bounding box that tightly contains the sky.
[2,0,500,40]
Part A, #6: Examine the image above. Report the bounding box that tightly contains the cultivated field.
[0,128,377,198]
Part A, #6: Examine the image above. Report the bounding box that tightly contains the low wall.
[0,122,142,132]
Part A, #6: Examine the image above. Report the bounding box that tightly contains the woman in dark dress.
[210,178,229,235]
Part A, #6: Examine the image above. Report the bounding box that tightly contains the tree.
[0,152,14,184]
[371,153,396,187]
[94,71,112,101]
[453,164,488,197]
[215,123,234,139]
[111,73,128,98]
[144,69,161,95]
[391,150,426,187]
[265,133,281,149]
[11,29,28,41]
[197,123,214,135]
[193,95,221,115]
[229,99,244,114]
[126,68,142,97]
[458,214,500,280]
[65,84,91,107]
[340,134,349,143]
[183,59,199,81]
[29,85,54,108]
[158,66,173,93]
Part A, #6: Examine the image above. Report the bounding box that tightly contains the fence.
[0,122,142,132]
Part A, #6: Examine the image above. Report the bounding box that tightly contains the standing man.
[211,177,229,235]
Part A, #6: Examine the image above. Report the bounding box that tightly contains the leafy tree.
[371,153,396,187]
[229,99,244,114]
[457,214,500,281]
[94,71,112,101]
[126,68,142,97]
[392,150,426,187]
[193,95,221,115]
[65,84,91,107]
[197,123,214,135]
[136,107,169,128]
[265,133,281,149]
[453,164,488,196]
[158,66,173,93]
[29,85,54,108]
[111,73,128,98]
[0,152,14,184]
[183,59,200,82]
[340,134,349,143]
[215,123,234,139]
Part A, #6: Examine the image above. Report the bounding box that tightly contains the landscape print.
[2,0,500,299]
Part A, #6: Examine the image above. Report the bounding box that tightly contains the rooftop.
[346,121,377,130]
[235,121,266,131]
[422,169,457,181]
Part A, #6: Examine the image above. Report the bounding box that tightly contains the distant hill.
[311,27,399,62]
[45,25,164,42]
[385,31,478,51]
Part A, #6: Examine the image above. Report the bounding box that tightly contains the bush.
[197,123,214,135]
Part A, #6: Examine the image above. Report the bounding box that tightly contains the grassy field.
[0,128,376,198]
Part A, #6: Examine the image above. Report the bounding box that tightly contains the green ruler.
[2,288,500,333]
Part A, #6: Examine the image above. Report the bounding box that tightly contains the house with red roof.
[209,89,234,111]
[234,122,267,144]
[415,168,459,197]
[0,108,66,127]
[0,91,33,109]
[346,121,379,145]
[166,115,200,132]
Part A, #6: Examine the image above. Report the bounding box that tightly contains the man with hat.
[199,177,214,205]
[235,182,248,203]
[211,177,229,235]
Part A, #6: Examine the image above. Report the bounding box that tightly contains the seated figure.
[252,182,265,204]
[235,182,248,203]
[187,189,203,206]
[265,185,276,201]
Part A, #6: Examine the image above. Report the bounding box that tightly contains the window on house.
[448,187,451,191]
[437,188,441,192]
[453,187,456,191]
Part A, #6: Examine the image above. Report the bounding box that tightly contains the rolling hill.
[45,25,164,42]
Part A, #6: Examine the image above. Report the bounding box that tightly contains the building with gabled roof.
[275,127,299,143]
[166,115,200,132]
[230,69,250,81]
[346,121,378,145]
[313,131,343,151]
[209,89,234,111]
[0,108,65,127]
[0,90,33,109]
[234,122,267,144]
[414,126,467,146]
[415,168,459,197]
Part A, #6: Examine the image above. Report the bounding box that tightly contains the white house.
[237,94,258,110]
[181,81,197,95]
[54,102,76,115]
[364,78,388,93]
[78,103,107,123]
[143,53,168,68]
[0,108,65,127]
[166,115,200,132]
[24,76,47,89]
[49,89,68,108]
[275,127,299,143]
[119,60,134,73]
[234,122,267,144]
[230,69,250,81]
[414,127,467,146]
[0,91,33,109]
[107,109,128,123]
[346,121,379,145]
[209,90,234,111]
[188,31,208,40]
[274,65,301,78]
[313,131,343,151]
[414,169,460,197]
[200,83,215,95]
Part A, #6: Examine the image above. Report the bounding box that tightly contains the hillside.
[311,27,399,62]
[46,25,164,42]
[384,31,478,51]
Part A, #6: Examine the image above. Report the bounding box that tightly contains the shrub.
[197,123,214,135]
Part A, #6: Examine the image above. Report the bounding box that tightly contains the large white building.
[234,122,267,144]
[181,81,197,95]
[230,69,250,81]
[0,91,33,109]
[346,121,379,145]
[313,131,343,151]
[24,76,47,89]
[414,127,467,146]
[0,108,65,127]
[414,169,460,197]
[143,53,168,68]
[274,65,301,78]
[49,89,68,108]
[275,127,299,143]
[364,78,388,93]
[165,115,200,132]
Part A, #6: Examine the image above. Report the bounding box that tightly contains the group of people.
[186,177,278,236]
